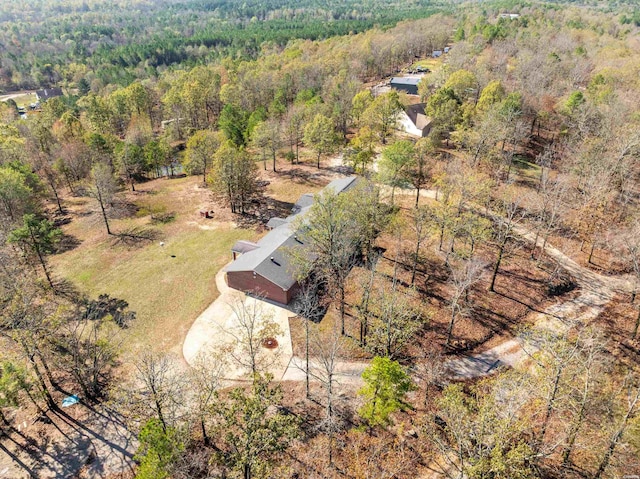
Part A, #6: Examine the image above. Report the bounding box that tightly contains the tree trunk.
[0,408,9,426]
[327,373,334,467]
[531,226,541,259]
[48,178,63,214]
[201,418,209,446]
[505,155,514,182]
[317,152,321,169]
[154,396,167,433]
[305,316,310,399]
[64,174,75,195]
[539,366,561,446]
[98,191,111,235]
[473,139,485,166]
[446,308,456,346]
[26,353,54,409]
[272,152,277,172]
[99,199,111,235]
[489,242,505,292]
[415,186,421,207]
[633,306,640,339]
[340,286,346,336]
[38,352,59,392]
[561,388,588,465]
[360,267,375,346]
[588,241,596,264]
[411,239,421,285]
[30,228,54,289]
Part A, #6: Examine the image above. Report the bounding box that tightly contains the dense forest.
[3,0,640,92]
[0,0,452,91]
[2,0,640,478]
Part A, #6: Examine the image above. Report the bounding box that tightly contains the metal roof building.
[390,77,422,95]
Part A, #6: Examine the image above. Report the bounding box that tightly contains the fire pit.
[262,337,278,349]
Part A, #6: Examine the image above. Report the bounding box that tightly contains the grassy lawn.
[50,165,344,357]
[51,177,256,355]
[262,154,340,204]
[410,58,443,71]
[12,93,37,108]
[265,173,327,204]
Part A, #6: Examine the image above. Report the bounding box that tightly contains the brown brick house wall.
[226,271,293,304]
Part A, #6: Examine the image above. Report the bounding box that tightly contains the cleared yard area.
[0,91,37,107]
[50,176,256,355]
[409,57,443,71]
[49,165,341,356]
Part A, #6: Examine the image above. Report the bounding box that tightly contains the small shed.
[390,77,421,96]
[432,50,443,58]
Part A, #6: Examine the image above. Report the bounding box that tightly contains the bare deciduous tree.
[227,296,282,377]
[409,206,433,285]
[307,323,346,466]
[56,314,120,400]
[189,351,226,446]
[132,351,185,432]
[617,220,640,338]
[445,256,485,346]
[88,163,118,236]
[488,191,526,292]
[594,375,640,479]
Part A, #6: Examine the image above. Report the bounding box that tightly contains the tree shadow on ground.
[108,200,140,220]
[110,226,161,248]
[52,278,84,302]
[54,233,82,254]
[276,167,332,186]
[50,407,135,460]
[0,439,38,477]
[52,214,72,227]
[326,164,355,176]
[235,197,295,229]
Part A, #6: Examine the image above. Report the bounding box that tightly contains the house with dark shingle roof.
[35,88,63,101]
[398,103,433,138]
[225,176,359,304]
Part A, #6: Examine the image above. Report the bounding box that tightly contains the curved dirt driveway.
[387,185,633,379]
